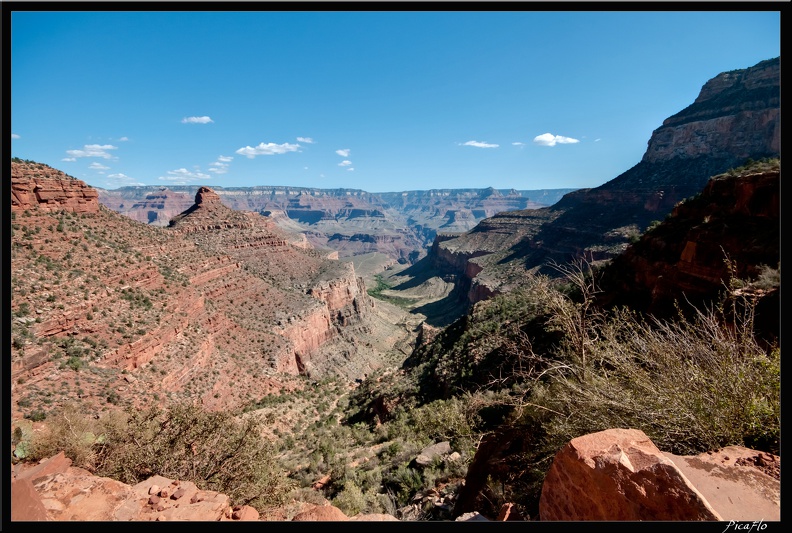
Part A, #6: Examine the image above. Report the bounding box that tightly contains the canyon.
[96,185,575,266]
[9,56,780,523]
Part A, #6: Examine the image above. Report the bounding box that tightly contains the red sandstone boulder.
[348,513,400,521]
[663,446,780,521]
[539,428,721,521]
[10,478,50,521]
[291,504,349,521]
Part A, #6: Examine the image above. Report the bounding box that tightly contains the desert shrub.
[445,259,780,515]
[753,263,781,290]
[25,403,98,468]
[92,403,295,509]
[408,396,482,455]
[332,480,367,516]
[383,464,424,507]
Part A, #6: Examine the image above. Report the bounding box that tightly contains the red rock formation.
[643,58,780,163]
[10,453,260,521]
[292,504,350,521]
[11,161,99,213]
[598,164,779,339]
[11,164,407,422]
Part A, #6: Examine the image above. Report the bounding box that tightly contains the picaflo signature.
[722,520,768,533]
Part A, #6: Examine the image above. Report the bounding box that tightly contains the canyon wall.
[425,56,780,307]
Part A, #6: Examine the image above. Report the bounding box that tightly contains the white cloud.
[297,137,315,144]
[208,155,232,174]
[533,133,580,147]
[208,161,229,174]
[595,138,601,142]
[11,133,20,139]
[235,142,300,158]
[347,167,355,172]
[181,116,213,124]
[512,142,525,146]
[461,140,499,148]
[105,173,146,187]
[89,162,110,170]
[335,148,350,157]
[118,136,129,141]
[62,157,76,162]
[338,160,352,167]
[158,168,211,184]
[66,144,118,159]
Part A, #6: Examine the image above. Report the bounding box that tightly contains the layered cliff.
[597,159,779,344]
[97,185,572,264]
[11,160,100,214]
[424,57,780,307]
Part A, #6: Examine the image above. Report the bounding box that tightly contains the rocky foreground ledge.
[10,428,779,522]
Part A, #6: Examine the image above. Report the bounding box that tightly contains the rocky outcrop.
[11,160,100,213]
[597,162,779,344]
[538,429,780,521]
[11,452,261,521]
[169,187,257,233]
[12,450,403,522]
[643,57,780,163]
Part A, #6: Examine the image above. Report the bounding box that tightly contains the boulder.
[291,504,349,521]
[663,446,780,521]
[10,478,50,521]
[348,513,400,521]
[415,441,452,466]
[539,428,721,520]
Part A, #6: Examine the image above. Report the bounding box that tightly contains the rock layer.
[10,165,409,422]
[11,160,99,213]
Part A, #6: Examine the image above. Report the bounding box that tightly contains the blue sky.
[10,9,780,192]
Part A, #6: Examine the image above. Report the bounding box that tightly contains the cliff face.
[425,57,780,307]
[10,167,398,423]
[11,161,100,214]
[643,58,780,162]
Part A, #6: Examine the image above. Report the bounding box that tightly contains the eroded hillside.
[10,160,417,424]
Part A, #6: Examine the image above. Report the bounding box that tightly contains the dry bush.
[25,403,101,469]
[92,403,295,509]
[530,291,780,456]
